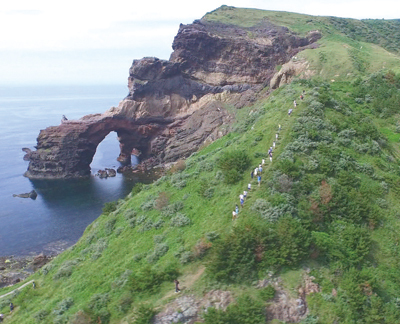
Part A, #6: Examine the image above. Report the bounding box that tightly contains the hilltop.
[2,5,400,324]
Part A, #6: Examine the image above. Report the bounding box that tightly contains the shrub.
[127,218,136,228]
[217,150,251,184]
[104,218,116,235]
[124,209,136,220]
[205,231,220,241]
[136,215,147,224]
[147,243,169,263]
[170,160,186,173]
[203,295,265,324]
[153,235,165,243]
[215,170,224,181]
[115,227,124,236]
[33,309,49,322]
[112,270,133,289]
[90,238,107,260]
[172,180,186,189]
[193,238,212,258]
[170,213,191,227]
[88,293,110,313]
[53,298,74,316]
[153,219,165,229]
[138,220,154,233]
[179,251,193,264]
[140,199,155,211]
[53,260,79,280]
[203,187,215,199]
[41,263,55,275]
[133,304,156,324]
[259,285,276,301]
[117,292,133,314]
[131,183,144,196]
[155,192,170,210]
[102,201,117,214]
[133,253,146,262]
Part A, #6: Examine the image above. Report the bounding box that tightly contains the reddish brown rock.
[24,9,320,179]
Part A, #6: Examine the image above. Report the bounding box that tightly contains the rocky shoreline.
[0,254,52,289]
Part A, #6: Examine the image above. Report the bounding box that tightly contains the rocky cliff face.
[24,14,321,179]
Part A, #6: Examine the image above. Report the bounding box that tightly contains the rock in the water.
[13,190,37,200]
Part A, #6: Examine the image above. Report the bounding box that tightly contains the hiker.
[269,152,273,162]
[273,141,276,148]
[10,303,14,313]
[254,167,258,176]
[248,183,251,191]
[251,170,254,179]
[232,210,238,220]
[262,159,265,165]
[240,197,244,207]
[243,190,248,198]
[294,100,297,108]
[300,94,304,100]
[236,205,239,214]
[258,175,261,186]
[259,165,262,173]
[0,314,4,322]
[33,281,36,289]
[276,133,279,140]
[288,108,293,116]
[174,279,181,293]
[239,193,244,201]
[278,124,281,131]
[268,147,273,154]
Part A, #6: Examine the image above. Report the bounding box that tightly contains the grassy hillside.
[2,6,400,324]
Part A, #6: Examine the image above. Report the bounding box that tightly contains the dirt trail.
[162,266,205,301]
[0,280,34,300]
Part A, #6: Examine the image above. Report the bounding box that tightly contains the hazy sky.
[1,0,398,86]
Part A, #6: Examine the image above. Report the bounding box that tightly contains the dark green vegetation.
[2,6,400,324]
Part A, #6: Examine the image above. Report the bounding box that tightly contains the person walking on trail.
[276,133,279,140]
[262,158,265,165]
[273,141,276,148]
[0,314,4,322]
[243,190,248,198]
[278,124,281,131]
[10,303,14,313]
[33,281,36,289]
[300,94,304,100]
[232,210,238,220]
[288,108,293,117]
[236,205,239,214]
[254,167,258,176]
[251,170,254,179]
[258,175,261,186]
[248,183,251,191]
[174,279,181,293]
[268,147,272,155]
[269,152,273,162]
[259,165,262,174]
[294,100,297,108]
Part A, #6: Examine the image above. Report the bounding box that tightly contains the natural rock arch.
[24,114,171,179]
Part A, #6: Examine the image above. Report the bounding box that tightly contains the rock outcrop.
[24,8,321,179]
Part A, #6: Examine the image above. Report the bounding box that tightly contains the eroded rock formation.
[24,9,321,179]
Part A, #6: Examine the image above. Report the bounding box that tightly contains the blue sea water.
[0,85,152,256]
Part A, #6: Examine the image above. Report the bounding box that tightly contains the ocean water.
[0,85,152,256]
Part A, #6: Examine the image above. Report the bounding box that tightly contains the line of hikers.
[232,90,305,220]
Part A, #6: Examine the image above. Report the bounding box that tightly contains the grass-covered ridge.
[2,7,400,324]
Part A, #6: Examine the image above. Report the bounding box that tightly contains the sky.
[0,0,399,86]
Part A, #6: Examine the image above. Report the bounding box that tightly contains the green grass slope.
[2,6,400,324]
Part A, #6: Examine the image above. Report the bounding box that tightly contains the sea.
[0,85,154,256]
